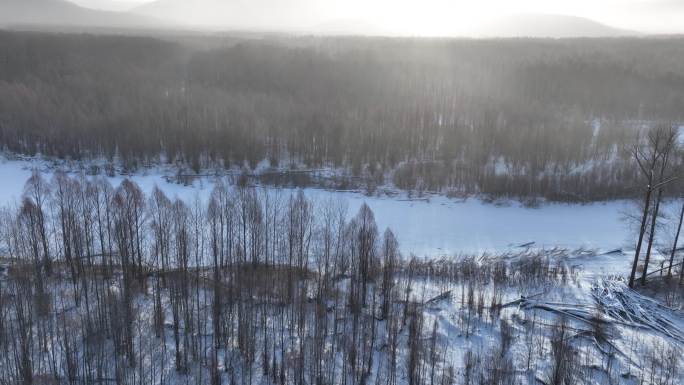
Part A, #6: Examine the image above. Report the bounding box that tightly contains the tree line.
[0,171,401,384]
[0,171,680,384]
[1,31,684,200]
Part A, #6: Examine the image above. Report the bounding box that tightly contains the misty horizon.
[3,0,684,37]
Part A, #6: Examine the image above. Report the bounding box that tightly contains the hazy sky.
[69,0,148,12]
[70,0,684,35]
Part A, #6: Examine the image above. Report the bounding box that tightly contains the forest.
[0,171,682,385]
[2,31,684,200]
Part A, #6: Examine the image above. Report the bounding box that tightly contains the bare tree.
[381,229,399,320]
[548,317,576,385]
[22,171,52,276]
[629,125,678,287]
[667,200,684,278]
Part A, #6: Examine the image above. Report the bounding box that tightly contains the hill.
[133,0,319,31]
[0,0,165,29]
[474,14,639,38]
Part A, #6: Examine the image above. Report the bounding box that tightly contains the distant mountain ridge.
[132,0,322,31]
[0,0,165,29]
[474,14,640,38]
[68,0,149,12]
[1,1,643,38]
[311,19,393,36]
[133,1,640,37]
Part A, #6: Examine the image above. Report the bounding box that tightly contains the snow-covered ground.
[1,154,682,384]
[0,155,630,257]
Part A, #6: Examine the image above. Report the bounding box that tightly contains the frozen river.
[0,156,631,256]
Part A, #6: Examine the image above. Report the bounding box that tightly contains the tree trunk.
[629,185,652,288]
[641,186,664,286]
[667,200,684,278]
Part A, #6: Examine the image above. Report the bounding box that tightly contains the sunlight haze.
[72,0,684,35]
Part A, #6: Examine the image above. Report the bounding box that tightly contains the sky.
[69,0,148,12]
[69,0,684,35]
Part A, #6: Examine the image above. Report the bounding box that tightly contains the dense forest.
[0,172,681,384]
[1,31,684,200]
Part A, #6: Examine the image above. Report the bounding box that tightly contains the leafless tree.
[629,125,678,287]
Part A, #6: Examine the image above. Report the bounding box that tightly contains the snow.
[0,154,681,384]
[0,154,631,257]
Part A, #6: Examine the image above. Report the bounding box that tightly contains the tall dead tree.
[668,200,684,278]
[641,127,677,286]
[629,125,678,287]
[22,171,52,277]
[381,229,399,320]
[352,204,378,308]
[112,179,146,367]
